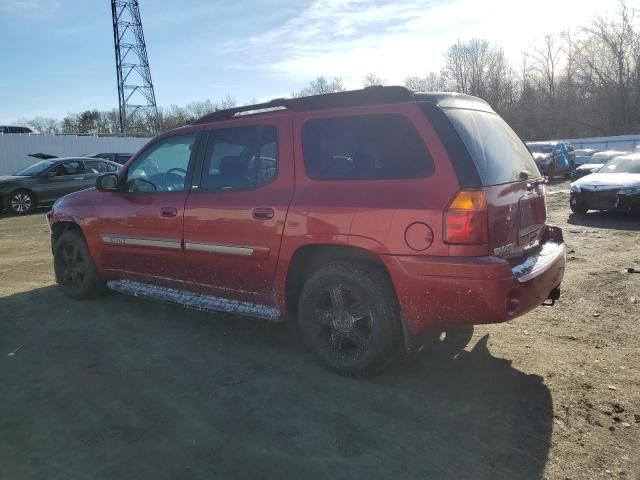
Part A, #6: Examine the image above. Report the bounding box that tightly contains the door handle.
[252,207,274,220]
[160,207,178,218]
[73,177,84,180]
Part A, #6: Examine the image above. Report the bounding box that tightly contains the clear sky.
[0,0,626,123]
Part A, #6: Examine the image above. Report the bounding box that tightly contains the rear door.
[182,115,293,304]
[83,160,118,189]
[443,107,546,259]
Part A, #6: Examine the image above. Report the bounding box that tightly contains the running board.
[106,280,281,321]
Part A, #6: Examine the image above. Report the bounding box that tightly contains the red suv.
[47,87,565,375]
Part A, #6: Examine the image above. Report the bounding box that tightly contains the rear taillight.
[444,190,488,245]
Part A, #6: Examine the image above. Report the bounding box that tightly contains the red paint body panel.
[380,237,566,335]
[48,95,566,338]
[182,115,294,302]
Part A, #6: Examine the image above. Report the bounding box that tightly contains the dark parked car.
[570,153,640,213]
[526,141,573,178]
[86,153,133,165]
[47,87,565,375]
[0,157,119,214]
[573,148,597,166]
[0,125,40,134]
[571,150,629,180]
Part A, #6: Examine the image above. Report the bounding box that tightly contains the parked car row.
[525,141,574,178]
[571,150,629,180]
[0,152,133,214]
[0,157,120,214]
[570,153,640,214]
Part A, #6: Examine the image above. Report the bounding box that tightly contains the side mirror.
[96,173,120,191]
[45,170,56,178]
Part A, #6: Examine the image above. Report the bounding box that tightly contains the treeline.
[20,3,640,141]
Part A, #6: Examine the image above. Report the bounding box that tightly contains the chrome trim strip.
[184,242,253,256]
[101,235,182,250]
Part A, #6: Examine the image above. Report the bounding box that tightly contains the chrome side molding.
[101,235,181,250]
[184,242,253,256]
[106,279,281,321]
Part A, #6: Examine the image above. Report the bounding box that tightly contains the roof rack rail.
[192,86,415,125]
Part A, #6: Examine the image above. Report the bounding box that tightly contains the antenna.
[111,0,160,135]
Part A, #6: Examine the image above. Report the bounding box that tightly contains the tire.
[298,261,400,376]
[7,189,35,215]
[570,196,588,214]
[53,230,105,300]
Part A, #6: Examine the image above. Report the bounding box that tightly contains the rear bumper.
[381,226,566,336]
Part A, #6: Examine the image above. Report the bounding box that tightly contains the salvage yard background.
[0,183,638,479]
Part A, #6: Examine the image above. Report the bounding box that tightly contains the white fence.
[557,134,640,152]
[0,134,151,175]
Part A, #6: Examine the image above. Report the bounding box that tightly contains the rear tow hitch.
[542,287,561,306]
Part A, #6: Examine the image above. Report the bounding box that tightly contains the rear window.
[302,114,433,180]
[446,109,540,186]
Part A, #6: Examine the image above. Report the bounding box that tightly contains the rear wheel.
[570,196,588,214]
[54,230,104,299]
[7,190,35,215]
[298,262,400,376]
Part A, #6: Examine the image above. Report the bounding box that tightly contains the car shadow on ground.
[568,211,640,231]
[0,286,552,480]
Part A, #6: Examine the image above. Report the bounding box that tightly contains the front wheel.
[54,230,105,299]
[7,190,35,214]
[298,262,400,376]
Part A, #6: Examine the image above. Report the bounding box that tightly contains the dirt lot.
[0,182,638,480]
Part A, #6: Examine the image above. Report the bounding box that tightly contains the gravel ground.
[0,181,638,480]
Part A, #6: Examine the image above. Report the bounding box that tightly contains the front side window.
[200,126,278,190]
[52,161,83,176]
[126,133,196,192]
[302,114,433,180]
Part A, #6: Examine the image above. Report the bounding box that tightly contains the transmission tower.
[111,0,160,135]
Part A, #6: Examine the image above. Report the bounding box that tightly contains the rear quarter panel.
[274,102,462,311]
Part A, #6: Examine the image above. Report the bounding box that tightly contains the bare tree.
[404,73,447,91]
[291,77,345,97]
[527,34,563,136]
[362,73,386,87]
[27,117,61,134]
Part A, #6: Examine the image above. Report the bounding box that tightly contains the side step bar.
[106,280,281,321]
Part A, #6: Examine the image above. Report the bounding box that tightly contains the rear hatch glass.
[444,108,546,258]
[445,109,540,185]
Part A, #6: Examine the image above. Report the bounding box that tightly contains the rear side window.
[85,160,117,173]
[445,109,540,186]
[201,126,278,190]
[302,114,433,180]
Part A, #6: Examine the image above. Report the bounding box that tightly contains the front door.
[183,117,293,304]
[95,132,200,286]
[38,160,86,204]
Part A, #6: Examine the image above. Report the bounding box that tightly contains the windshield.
[528,144,553,154]
[598,157,640,174]
[14,160,56,176]
[446,109,541,185]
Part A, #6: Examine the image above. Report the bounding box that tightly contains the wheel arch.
[284,243,395,314]
[51,220,84,248]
